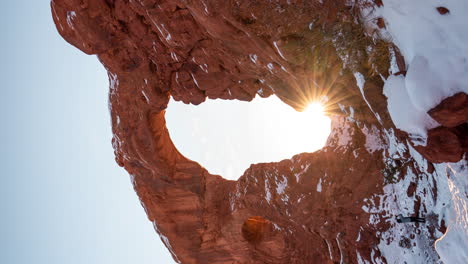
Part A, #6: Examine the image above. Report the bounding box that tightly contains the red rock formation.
[416,93,468,163]
[436,7,450,15]
[415,126,464,163]
[51,0,463,263]
[428,93,468,128]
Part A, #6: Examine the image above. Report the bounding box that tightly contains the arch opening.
[165,95,331,180]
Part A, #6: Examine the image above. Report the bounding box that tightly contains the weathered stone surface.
[436,7,450,15]
[51,0,463,263]
[418,92,468,163]
[415,126,463,163]
[428,92,468,128]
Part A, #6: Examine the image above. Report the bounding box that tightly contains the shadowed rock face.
[51,0,466,263]
[416,93,468,163]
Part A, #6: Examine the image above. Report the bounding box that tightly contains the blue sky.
[0,1,175,263]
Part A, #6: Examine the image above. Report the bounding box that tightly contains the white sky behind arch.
[166,95,331,180]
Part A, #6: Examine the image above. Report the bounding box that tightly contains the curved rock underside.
[51,0,467,263]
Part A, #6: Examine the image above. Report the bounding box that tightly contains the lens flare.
[303,102,325,117]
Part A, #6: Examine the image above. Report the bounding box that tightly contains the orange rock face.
[51,0,465,263]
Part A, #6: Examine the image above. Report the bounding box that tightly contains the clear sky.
[0,1,330,263]
[0,1,175,263]
[167,97,330,179]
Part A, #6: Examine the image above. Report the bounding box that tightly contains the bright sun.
[277,100,330,157]
[303,102,325,117]
[166,96,331,180]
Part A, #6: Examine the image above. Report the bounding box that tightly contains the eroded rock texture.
[52,0,466,263]
[416,93,468,163]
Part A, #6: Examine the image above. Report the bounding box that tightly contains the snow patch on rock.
[383,75,439,138]
[435,161,468,264]
[326,116,354,150]
[362,125,384,153]
[364,0,468,142]
[316,178,322,193]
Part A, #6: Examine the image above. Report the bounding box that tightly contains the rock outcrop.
[52,0,467,263]
[416,93,468,163]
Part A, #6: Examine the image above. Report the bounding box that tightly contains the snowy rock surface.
[366,0,468,140]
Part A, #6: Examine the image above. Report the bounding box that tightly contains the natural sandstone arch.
[52,0,466,263]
